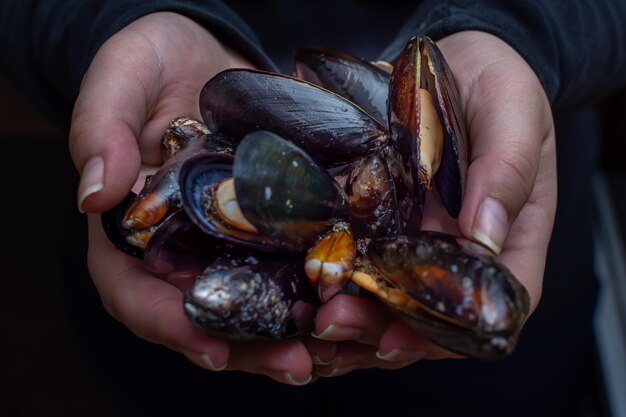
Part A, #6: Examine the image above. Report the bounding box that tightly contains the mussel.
[101,36,530,359]
[184,253,319,340]
[351,232,529,359]
[199,69,387,166]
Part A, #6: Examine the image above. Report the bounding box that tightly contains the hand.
[307,31,557,376]
[70,12,313,386]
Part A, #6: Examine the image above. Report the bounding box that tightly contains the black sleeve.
[0,1,277,129]
[378,0,626,111]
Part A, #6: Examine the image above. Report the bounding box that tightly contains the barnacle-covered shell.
[184,254,319,340]
[199,69,387,166]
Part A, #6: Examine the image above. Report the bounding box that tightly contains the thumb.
[457,72,551,254]
[69,39,158,214]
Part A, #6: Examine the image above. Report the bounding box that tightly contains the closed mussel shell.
[184,254,319,340]
[364,231,530,359]
[294,46,390,127]
[200,68,387,166]
[233,131,350,252]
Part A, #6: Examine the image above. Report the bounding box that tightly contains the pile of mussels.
[103,36,530,360]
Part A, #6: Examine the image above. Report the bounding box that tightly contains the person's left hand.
[306,31,557,377]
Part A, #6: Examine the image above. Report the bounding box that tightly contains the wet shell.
[387,36,467,218]
[184,254,319,340]
[294,46,390,127]
[355,231,529,359]
[233,131,351,252]
[199,68,387,166]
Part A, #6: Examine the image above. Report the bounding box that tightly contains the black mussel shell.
[101,192,144,258]
[179,152,290,253]
[123,133,237,231]
[293,46,390,127]
[184,254,319,340]
[362,231,529,360]
[388,36,467,218]
[234,131,351,252]
[143,210,240,285]
[199,68,387,167]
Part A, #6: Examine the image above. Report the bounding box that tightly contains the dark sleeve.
[378,0,626,111]
[0,1,277,129]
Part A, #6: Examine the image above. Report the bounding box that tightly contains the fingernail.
[182,350,227,371]
[312,354,336,365]
[267,371,312,386]
[471,197,508,254]
[376,349,426,362]
[77,156,104,213]
[312,324,362,341]
[317,364,359,378]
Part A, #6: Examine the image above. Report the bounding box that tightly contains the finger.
[377,321,464,360]
[303,336,339,365]
[438,33,553,255]
[70,32,163,214]
[228,340,314,386]
[314,341,421,378]
[459,70,550,255]
[311,294,394,345]
[87,215,230,370]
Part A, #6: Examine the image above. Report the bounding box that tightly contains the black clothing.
[2,1,625,416]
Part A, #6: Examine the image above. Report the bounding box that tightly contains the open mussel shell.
[199,68,387,167]
[388,36,467,218]
[123,132,238,231]
[184,254,319,340]
[143,210,242,288]
[179,152,289,253]
[233,131,351,252]
[101,191,144,258]
[293,46,390,127]
[357,231,529,360]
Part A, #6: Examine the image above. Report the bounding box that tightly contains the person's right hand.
[70,12,313,386]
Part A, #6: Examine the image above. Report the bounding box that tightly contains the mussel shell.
[234,131,351,252]
[293,46,390,127]
[387,36,467,218]
[364,231,529,359]
[101,192,144,258]
[124,133,237,231]
[199,68,387,167]
[184,254,319,340]
[423,38,468,218]
[179,152,290,252]
[161,117,210,160]
[344,153,397,238]
[143,210,240,286]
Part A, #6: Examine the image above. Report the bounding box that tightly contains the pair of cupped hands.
[73,13,556,385]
